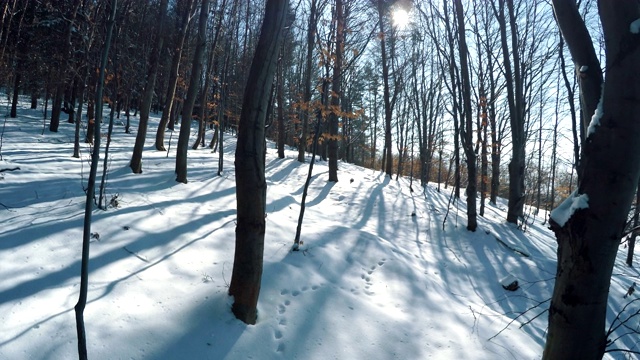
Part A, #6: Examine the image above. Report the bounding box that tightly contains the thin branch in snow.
[488,298,551,342]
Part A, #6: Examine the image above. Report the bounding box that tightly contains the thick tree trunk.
[229,0,288,325]
[130,0,168,173]
[543,2,640,358]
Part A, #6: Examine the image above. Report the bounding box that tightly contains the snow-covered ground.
[1,100,639,359]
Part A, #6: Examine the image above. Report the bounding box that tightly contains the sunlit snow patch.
[550,190,589,227]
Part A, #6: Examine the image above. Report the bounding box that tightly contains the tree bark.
[130,0,169,173]
[229,0,288,325]
[328,0,344,182]
[297,0,317,163]
[552,0,603,155]
[377,0,393,178]
[175,0,209,184]
[454,0,477,231]
[543,1,640,358]
[75,1,117,358]
[494,0,526,223]
[154,0,194,151]
[277,55,286,159]
[628,179,640,267]
[49,0,82,133]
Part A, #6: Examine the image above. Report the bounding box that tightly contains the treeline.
[0,0,586,222]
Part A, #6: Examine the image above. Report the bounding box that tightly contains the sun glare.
[392,8,411,30]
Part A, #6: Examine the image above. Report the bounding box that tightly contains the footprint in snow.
[274,284,322,352]
[357,258,387,296]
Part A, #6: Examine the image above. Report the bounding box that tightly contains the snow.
[1,100,638,359]
[579,65,588,73]
[549,190,589,227]
[631,18,640,34]
[587,88,604,137]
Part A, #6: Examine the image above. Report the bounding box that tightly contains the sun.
[392,8,411,30]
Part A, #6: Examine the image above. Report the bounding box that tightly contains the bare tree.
[175,0,210,184]
[130,0,169,174]
[453,0,477,231]
[75,1,117,358]
[328,0,344,182]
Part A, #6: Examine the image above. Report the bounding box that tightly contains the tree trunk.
[628,179,640,267]
[75,1,117,358]
[543,2,640,358]
[494,0,525,223]
[276,56,285,159]
[558,34,580,180]
[10,70,20,118]
[73,68,87,159]
[454,0,477,231]
[130,0,169,173]
[328,0,344,182]
[175,0,209,184]
[49,0,82,133]
[155,0,194,151]
[377,0,393,178]
[297,0,317,163]
[229,0,288,325]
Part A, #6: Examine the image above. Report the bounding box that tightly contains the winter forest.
[1,0,640,359]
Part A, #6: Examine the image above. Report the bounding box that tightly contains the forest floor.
[1,100,639,359]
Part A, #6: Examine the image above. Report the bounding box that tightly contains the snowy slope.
[0,101,638,359]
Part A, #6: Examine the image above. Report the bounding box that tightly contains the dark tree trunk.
[297,0,317,163]
[75,1,117,358]
[295,80,328,248]
[543,1,640,358]
[229,0,288,325]
[175,0,210,184]
[454,0,476,231]
[276,56,285,159]
[377,0,393,178]
[73,68,87,159]
[10,71,19,118]
[558,34,580,179]
[155,0,194,151]
[494,0,525,223]
[628,179,640,267]
[85,69,98,144]
[130,0,169,174]
[49,0,82,133]
[328,0,344,182]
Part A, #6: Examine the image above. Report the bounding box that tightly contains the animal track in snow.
[357,258,386,296]
[274,283,322,353]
